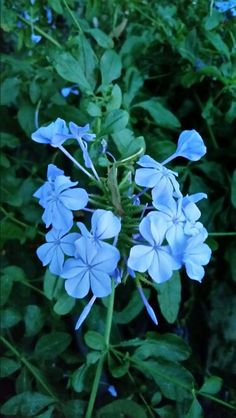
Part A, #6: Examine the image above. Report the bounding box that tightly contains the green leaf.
[0,220,24,247]
[34,406,54,418]
[84,331,105,350]
[133,333,190,362]
[51,51,92,93]
[123,67,144,107]
[101,109,129,135]
[1,308,21,328]
[112,129,145,158]
[114,289,150,324]
[77,34,97,90]
[0,133,19,148]
[100,50,122,85]
[134,99,181,130]
[205,32,230,59]
[231,170,236,208]
[134,359,193,401]
[86,28,114,49]
[97,399,147,418]
[53,293,76,315]
[0,358,20,378]
[43,270,58,300]
[0,392,55,416]
[185,398,203,418]
[199,376,223,395]
[0,272,13,306]
[0,78,20,105]
[61,400,87,418]
[72,364,94,393]
[24,305,44,337]
[155,271,181,323]
[48,0,63,14]
[154,405,175,418]
[34,332,72,359]
[17,105,35,137]
[107,84,122,111]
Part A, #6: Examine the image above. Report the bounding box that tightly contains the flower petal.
[90,270,112,297]
[91,210,121,240]
[127,245,154,272]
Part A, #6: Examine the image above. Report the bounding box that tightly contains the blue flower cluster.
[32,119,211,327]
[214,0,236,16]
[128,130,211,283]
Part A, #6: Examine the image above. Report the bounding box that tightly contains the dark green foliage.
[1,0,236,417]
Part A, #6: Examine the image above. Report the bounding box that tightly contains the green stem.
[197,392,236,411]
[85,281,115,418]
[62,0,83,33]
[0,336,58,402]
[0,206,44,237]
[18,16,61,48]
[209,232,236,236]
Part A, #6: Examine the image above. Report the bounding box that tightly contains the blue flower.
[135,155,181,197]
[34,165,88,231]
[69,122,96,143]
[61,236,120,298]
[175,130,206,161]
[31,33,42,43]
[69,122,97,173]
[61,86,79,98]
[77,209,121,250]
[37,229,80,275]
[181,230,212,282]
[31,118,71,147]
[127,212,180,283]
[152,193,186,253]
[214,0,236,13]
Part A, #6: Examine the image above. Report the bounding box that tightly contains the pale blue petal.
[54,175,78,193]
[139,215,155,245]
[184,202,201,222]
[49,245,64,275]
[61,258,85,278]
[75,237,98,264]
[52,201,73,231]
[47,164,64,181]
[166,224,185,252]
[91,210,121,239]
[148,248,175,283]
[183,242,212,266]
[65,270,90,299]
[185,261,205,282]
[91,245,120,273]
[76,222,91,238]
[37,243,54,266]
[42,203,53,227]
[75,296,96,330]
[149,213,168,245]
[135,168,163,188]
[176,130,206,161]
[138,287,158,325]
[152,181,173,205]
[137,155,161,168]
[60,188,88,210]
[127,245,154,272]
[32,123,54,144]
[60,233,81,256]
[90,270,112,297]
[182,193,207,207]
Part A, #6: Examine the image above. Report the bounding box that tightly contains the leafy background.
[1,0,236,417]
